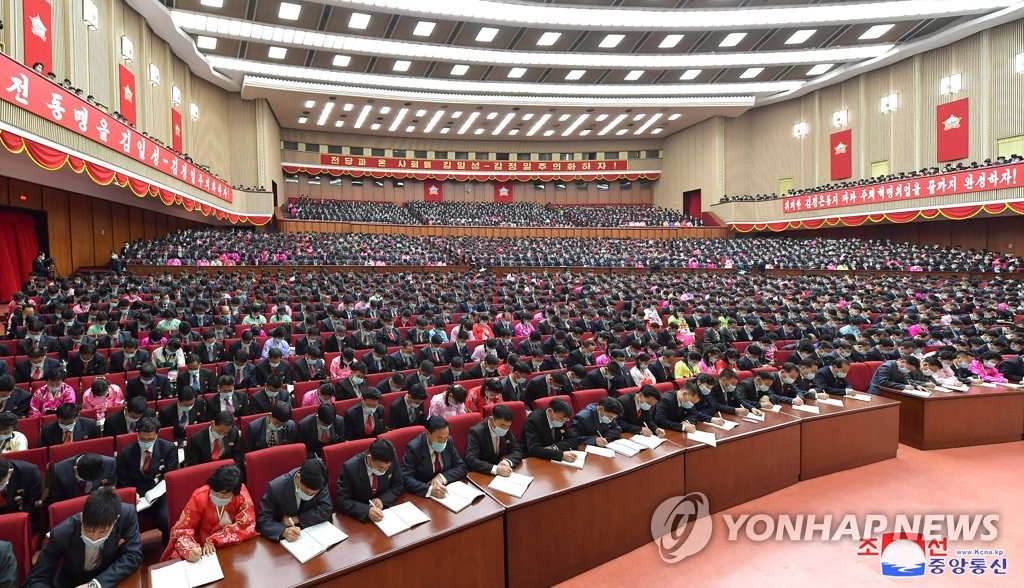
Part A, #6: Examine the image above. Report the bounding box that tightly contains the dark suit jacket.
[419,346,448,366]
[998,357,1024,382]
[570,403,622,446]
[108,349,150,373]
[220,362,258,389]
[292,358,325,383]
[521,409,578,461]
[176,369,216,395]
[293,337,323,358]
[464,420,524,474]
[49,454,117,504]
[23,503,142,588]
[205,391,250,420]
[438,369,473,386]
[617,393,657,434]
[65,354,109,377]
[401,434,467,496]
[523,375,564,410]
[866,361,909,394]
[343,404,386,441]
[246,417,297,452]
[334,378,375,400]
[250,390,294,416]
[18,336,59,357]
[13,357,60,384]
[387,352,416,372]
[579,370,614,394]
[228,340,261,362]
[40,418,99,447]
[255,467,333,542]
[196,342,227,365]
[402,374,435,391]
[0,460,41,523]
[296,413,346,459]
[654,392,711,431]
[335,451,404,521]
[125,375,172,401]
[158,401,208,440]
[816,366,853,395]
[444,342,472,364]
[116,438,179,495]
[500,376,525,403]
[103,408,155,438]
[255,360,295,386]
[0,387,31,418]
[566,349,594,368]
[388,395,426,429]
[185,426,243,467]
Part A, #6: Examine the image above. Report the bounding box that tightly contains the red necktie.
[364,413,373,435]
[370,474,378,496]
[212,439,221,459]
[142,450,152,472]
[319,428,329,443]
[63,430,72,444]
[235,369,242,386]
[124,358,131,371]
[32,366,41,380]
[432,451,442,474]
[637,409,643,421]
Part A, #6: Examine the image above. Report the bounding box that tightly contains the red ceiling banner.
[493,181,513,203]
[22,0,52,74]
[171,108,183,153]
[423,179,444,202]
[0,53,232,202]
[782,162,1023,214]
[118,64,137,127]
[830,129,852,181]
[937,98,969,163]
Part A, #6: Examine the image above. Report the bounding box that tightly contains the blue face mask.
[492,423,509,437]
[547,417,565,429]
[138,440,156,452]
[681,401,694,409]
[638,401,652,411]
[59,421,76,432]
[210,494,231,508]
[699,386,712,396]
[430,440,447,453]
[81,533,110,549]
[352,377,365,385]
[598,414,612,425]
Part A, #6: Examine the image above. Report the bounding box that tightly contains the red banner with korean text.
[0,53,231,201]
[782,162,1024,214]
[171,108,183,152]
[830,129,852,181]
[937,98,969,162]
[493,181,513,203]
[118,65,136,127]
[22,0,52,74]
[423,179,443,202]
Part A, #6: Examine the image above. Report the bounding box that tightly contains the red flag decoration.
[171,108,183,152]
[829,129,852,181]
[118,64,137,126]
[937,98,969,162]
[423,179,443,202]
[493,181,513,203]
[22,0,53,74]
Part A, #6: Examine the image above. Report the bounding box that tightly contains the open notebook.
[136,480,166,512]
[373,502,431,537]
[281,521,348,563]
[149,554,224,588]
[487,472,534,498]
[430,481,485,513]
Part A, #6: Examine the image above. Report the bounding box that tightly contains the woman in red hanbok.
[161,465,258,562]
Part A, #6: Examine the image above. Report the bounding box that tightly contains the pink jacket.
[968,360,1007,383]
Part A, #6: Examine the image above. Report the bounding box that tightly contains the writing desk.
[879,384,1024,449]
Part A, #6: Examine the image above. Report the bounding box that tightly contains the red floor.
[559,441,1023,587]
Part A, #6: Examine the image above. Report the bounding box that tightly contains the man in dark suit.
[109,340,149,373]
[998,356,1024,383]
[14,347,60,384]
[158,387,206,441]
[567,340,597,368]
[66,345,109,377]
[24,488,142,588]
[186,411,243,467]
[0,376,31,417]
[293,332,322,358]
[19,322,59,357]
[116,417,178,543]
[40,403,99,447]
[388,386,427,429]
[500,363,531,402]
[323,324,352,354]
[343,389,386,441]
[228,333,261,362]
[335,438,404,522]
[256,460,332,542]
[570,397,623,446]
[255,348,294,386]
[648,350,678,384]
[438,357,472,386]
[57,324,96,362]
[866,356,928,395]
[735,370,781,410]
[403,362,436,391]
[617,385,665,437]
[296,404,345,459]
[815,358,857,396]
[125,363,172,402]
[292,349,325,383]
[419,338,448,367]
[195,331,227,364]
[362,344,390,375]
[521,398,579,463]
[389,342,418,371]
[522,371,571,410]
[578,362,619,396]
[402,416,468,498]
[103,397,153,438]
[466,355,502,381]
[246,403,296,452]
[207,375,250,420]
[221,351,258,389]
[0,457,42,529]
[176,355,216,395]
[464,404,524,475]
[48,453,117,504]
[445,332,473,364]
[375,371,406,396]
[334,362,375,400]
[250,375,293,415]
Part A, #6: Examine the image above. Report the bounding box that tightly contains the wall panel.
[91,198,114,261]
[68,193,95,272]
[43,188,72,275]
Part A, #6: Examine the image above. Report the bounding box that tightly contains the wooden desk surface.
[882,383,1024,401]
[128,493,505,588]
[880,383,1024,449]
[777,393,901,419]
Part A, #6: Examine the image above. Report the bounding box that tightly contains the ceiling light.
[635,113,663,135]
[476,27,499,43]
[537,32,562,46]
[451,111,463,119]
[720,32,747,47]
[492,112,516,135]
[880,93,898,113]
[370,122,381,130]
[860,24,894,40]
[565,69,586,81]
[354,104,372,128]
[940,73,963,95]
[334,120,344,128]
[343,103,354,111]
[561,114,589,136]
[508,129,519,136]
[668,113,682,121]
[393,60,411,72]
[349,13,371,29]
[416,109,428,117]
[631,113,644,121]
[786,29,816,45]
[807,63,834,76]
[557,114,570,122]
[521,113,533,121]
[616,128,628,136]
[423,110,446,133]
[332,55,351,67]
[544,130,555,137]
[598,113,628,136]
[651,128,664,135]
[475,128,485,135]
[486,112,499,120]
[527,113,552,136]
[458,111,480,134]
[278,2,301,21]
[832,109,848,127]
[659,34,684,49]
[200,0,224,7]
[316,102,335,126]
[740,67,763,79]
[625,70,644,81]
[379,106,392,114]
[297,116,307,124]
[579,129,591,136]
[600,34,625,48]
[304,100,315,108]
[388,107,408,131]
[793,122,809,138]
[595,114,608,121]
[196,35,217,50]
[508,68,527,78]
[680,69,701,80]
[440,127,450,134]
[451,64,469,76]
[413,21,436,36]
[268,46,287,59]
[404,125,415,132]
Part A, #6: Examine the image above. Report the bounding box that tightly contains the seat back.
[0,513,32,581]
[570,389,610,413]
[49,437,115,465]
[239,413,268,445]
[445,412,482,455]
[323,438,375,503]
[378,426,425,463]
[845,362,872,393]
[48,487,137,528]
[18,417,40,449]
[114,428,174,454]
[244,444,307,511]
[532,394,572,414]
[480,401,527,440]
[380,391,406,424]
[2,448,47,479]
[165,460,228,525]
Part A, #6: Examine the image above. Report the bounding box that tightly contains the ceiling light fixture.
[268,46,287,59]
[423,110,446,133]
[316,102,335,126]
[624,70,644,81]
[526,113,552,136]
[860,24,894,40]
[634,112,663,134]
[565,69,586,81]
[598,113,628,136]
[393,60,411,72]
[298,116,307,124]
[450,64,469,76]
[659,34,684,49]
[354,104,373,128]
[196,35,217,50]
[413,21,436,36]
[492,112,517,135]
[388,107,408,131]
[476,27,499,42]
[561,113,589,136]
[304,100,315,108]
[349,13,371,29]
[278,2,301,21]
[740,67,764,78]
[806,63,834,75]
[458,111,480,134]
[600,34,625,48]
[537,32,562,46]
[720,32,747,47]
[786,29,816,44]
[508,67,527,78]
[333,55,352,67]
[680,69,701,80]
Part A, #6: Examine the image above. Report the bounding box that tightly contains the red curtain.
[0,210,40,301]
